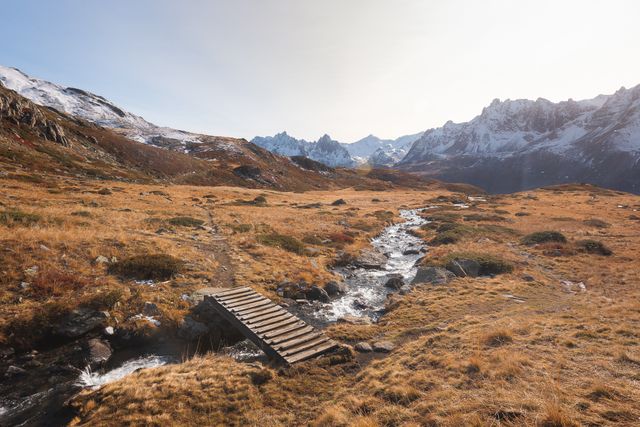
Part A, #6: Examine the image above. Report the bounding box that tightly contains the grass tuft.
[522,231,567,245]
[0,210,42,227]
[256,233,305,254]
[167,216,204,227]
[576,240,612,256]
[108,254,184,280]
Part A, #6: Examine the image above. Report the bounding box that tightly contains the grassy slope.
[1,176,639,426]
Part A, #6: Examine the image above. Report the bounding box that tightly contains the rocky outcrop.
[54,308,110,338]
[0,89,69,146]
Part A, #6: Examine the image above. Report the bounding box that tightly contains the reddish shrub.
[31,268,90,297]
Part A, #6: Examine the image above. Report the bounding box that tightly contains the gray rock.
[372,341,396,353]
[55,308,109,338]
[142,302,160,316]
[324,281,347,296]
[305,286,330,302]
[355,342,373,353]
[402,248,421,255]
[94,255,110,265]
[354,249,387,269]
[5,365,27,377]
[411,267,455,285]
[384,274,405,290]
[24,266,38,276]
[103,326,114,335]
[177,316,209,341]
[446,259,481,278]
[86,338,112,368]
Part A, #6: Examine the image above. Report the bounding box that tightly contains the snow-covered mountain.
[342,133,423,164]
[251,132,354,167]
[252,131,423,168]
[398,85,640,193]
[0,65,205,148]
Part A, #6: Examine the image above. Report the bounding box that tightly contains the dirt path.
[195,204,235,289]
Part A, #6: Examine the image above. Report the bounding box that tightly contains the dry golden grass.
[2,176,640,426]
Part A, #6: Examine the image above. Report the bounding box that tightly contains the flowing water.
[313,208,429,322]
[77,355,173,389]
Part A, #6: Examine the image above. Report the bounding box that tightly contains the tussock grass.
[522,231,567,245]
[256,233,305,254]
[576,239,612,256]
[0,210,41,227]
[167,216,204,227]
[108,254,183,280]
[481,329,513,347]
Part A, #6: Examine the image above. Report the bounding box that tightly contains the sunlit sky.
[2,0,639,142]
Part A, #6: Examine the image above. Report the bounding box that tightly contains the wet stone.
[355,342,373,352]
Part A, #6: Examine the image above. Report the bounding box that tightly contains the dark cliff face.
[0,87,69,146]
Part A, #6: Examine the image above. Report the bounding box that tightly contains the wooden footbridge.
[205,287,339,364]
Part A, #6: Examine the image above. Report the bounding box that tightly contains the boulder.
[324,281,347,296]
[5,365,27,377]
[411,267,455,286]
[305,286,330,303]
[372,341,396,353]
[354,249,387,269]
[446,259,481,278]
[55,308,109,338]
[354,342,373,353]
[86,338,112,368]
[276,281,306,300]
[177,316,209,341]
[384,274,405,290]
[402,248,421,255]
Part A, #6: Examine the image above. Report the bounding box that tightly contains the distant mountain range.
[250,132,423,168]
[2,64,638,193]
[399,86,640,193]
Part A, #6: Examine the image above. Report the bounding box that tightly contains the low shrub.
[302,234,324,245]
[463,214,506,222]
[252,195,267,205]
[583,218,610,228]
[576,240,612,256]
[70,210,92,217]
[328,232,355,245]
[515,211,530,216]
[108,254,184,280]
[31,268,90,298]
[522,231,567,245]
[256,233,305,254]
[167,216,204,227]
[0,210,42,227]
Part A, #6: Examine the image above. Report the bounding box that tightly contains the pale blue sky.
[2,0,639,141]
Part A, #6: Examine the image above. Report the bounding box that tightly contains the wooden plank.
[234,305,279,318]
[252,318,302,335]
[281,337,329,357]
[244,310,289,325]
[265,326,314,345]
[213,287,251,297]
[247,313,293,329]
[263,322,308,339]
[229,300,273,313]
[237,306,281,321]
[215,290,255,302]
[222,295,265,308]
[285,341,338,364]
[273,332,322,351]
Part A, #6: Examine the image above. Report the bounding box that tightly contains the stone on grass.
[55,309,109,338]
[411,267,455,285]
[372,341,396,353]
[446,259,481,278]
[355,342,373,353]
